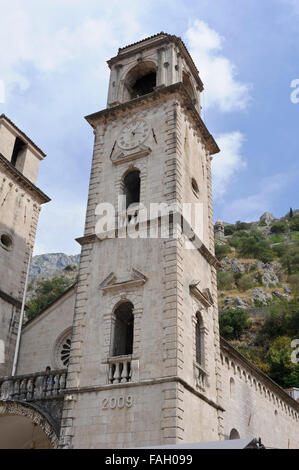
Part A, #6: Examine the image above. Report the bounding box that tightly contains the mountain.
[29,253,80,281]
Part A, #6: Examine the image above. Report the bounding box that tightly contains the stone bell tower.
[0,115,50,376]
[60,33,223,449]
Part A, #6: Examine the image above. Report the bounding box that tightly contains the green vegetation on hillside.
[26,277,73,322]
[217,213,299,388]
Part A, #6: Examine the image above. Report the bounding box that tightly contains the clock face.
[118,119,150,150]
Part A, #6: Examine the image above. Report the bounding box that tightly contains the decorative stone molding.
[190,282,214,308]
[100,269,147,294]
[0,400,59,448]
[111,144,152,165]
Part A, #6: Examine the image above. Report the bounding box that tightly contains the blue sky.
[0,0,298,254]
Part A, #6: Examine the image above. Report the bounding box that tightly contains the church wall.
[65,383,169,449]
[16,287,75,375]
[220,345,299,449]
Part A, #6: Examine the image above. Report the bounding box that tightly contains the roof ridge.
[0,114,46,158]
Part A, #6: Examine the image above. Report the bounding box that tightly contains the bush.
[270,222,288,234]
[224,225,236,236]
[237,273,257,292]
[219,309,252,340]
[269,235,284,244]
[282,246,299,274]
[26,277,71,321]
[235,221,252,231]
[290,216,299,232]
[64,264,77,272]
[272,244,287,258]
[238,236,274,263]
[215,244,230,260]
[288,274,299,295]
[217,271,235,290]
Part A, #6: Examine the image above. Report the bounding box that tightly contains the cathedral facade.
[0,34,298,449]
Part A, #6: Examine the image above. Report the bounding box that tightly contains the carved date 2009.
[102,395,133,410]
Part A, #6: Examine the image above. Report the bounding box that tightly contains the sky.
[0,0,298,255]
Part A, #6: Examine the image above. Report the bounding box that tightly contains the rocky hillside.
[27,253,80,302]
[215,209,299,389]
[215,209,299,312]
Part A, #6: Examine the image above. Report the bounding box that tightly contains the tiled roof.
[118,32,171,52]
[0,114,46,158]
[115,32,200,78]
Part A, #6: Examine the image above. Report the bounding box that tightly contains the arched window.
[124,62,157,100]
[123,170,141,209]
[195,313,204,366]
[111,302,134,357]
[229,429,240,440]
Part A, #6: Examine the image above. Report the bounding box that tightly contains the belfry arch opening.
[124,62,157,100]
[123,170,141,210]
[111,302,134,357]
[183,72,196,104]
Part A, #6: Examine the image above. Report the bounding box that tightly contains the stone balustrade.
[0,370,67,402]
[108,356,132,384]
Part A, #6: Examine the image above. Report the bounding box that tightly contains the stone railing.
[108,356,133,384]
[0,370,67,402]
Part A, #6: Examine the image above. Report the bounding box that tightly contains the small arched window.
[195,313,204,366]
[229,429,240,440]
[112,302,134,357]
[123,170,141,209]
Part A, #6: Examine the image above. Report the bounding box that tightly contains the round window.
[61,338,71,367]
[0,233,13,250]
[53,328,72,369]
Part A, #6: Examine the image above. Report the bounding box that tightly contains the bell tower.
[0,114,50,376]
[60,33,223,449]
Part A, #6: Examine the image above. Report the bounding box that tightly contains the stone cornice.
[85,83,219,155]
[221,337,299,412]
[0,288,23,309]
[0,153,50,204]
[63,375,225,412]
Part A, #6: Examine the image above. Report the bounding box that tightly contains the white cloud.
[185,20,251,112]
[212,131,247,199]
[0,0,144,100]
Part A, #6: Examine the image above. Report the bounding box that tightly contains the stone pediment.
[111,144,151,165]
[190,281,214,308]
[100,268,147,293]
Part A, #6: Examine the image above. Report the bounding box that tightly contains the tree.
[290,207,294,218]
[265,336,299,388]
[215,244,229,260]
[219,309,251,340]
[224,225,236,236]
